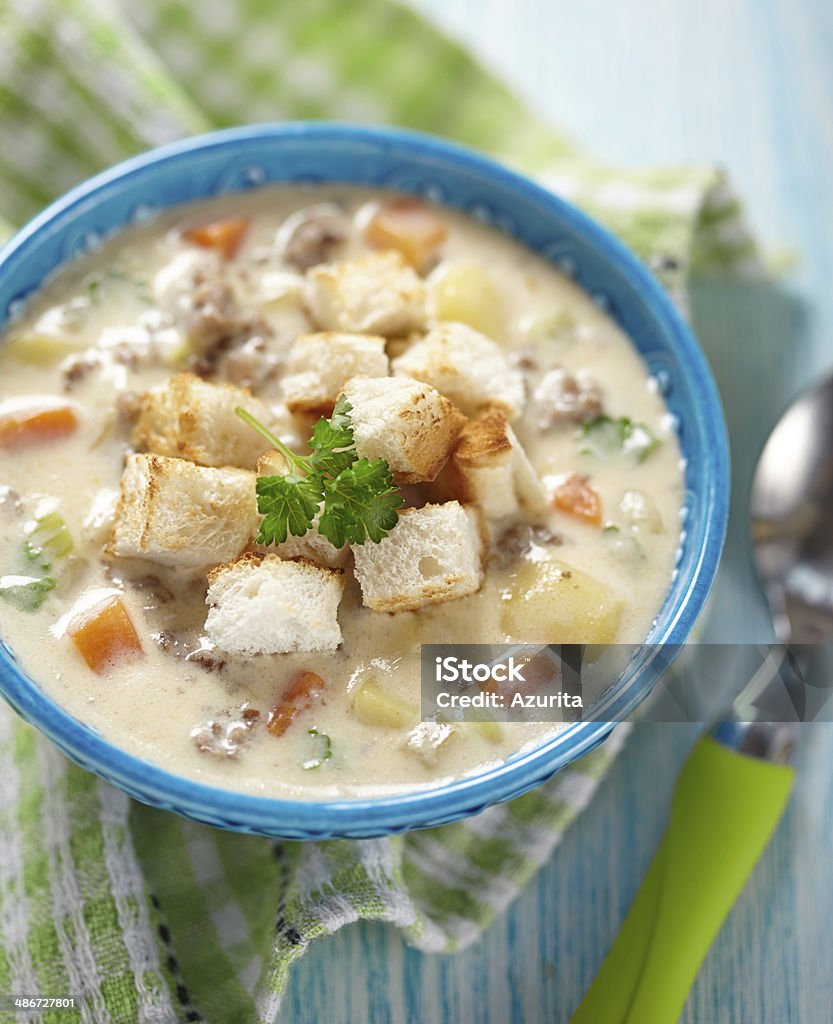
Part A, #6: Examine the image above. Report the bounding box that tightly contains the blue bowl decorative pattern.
[0,124,729,838]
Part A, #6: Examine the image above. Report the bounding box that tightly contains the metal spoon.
[751,371,833,646]
[730,371,833,742]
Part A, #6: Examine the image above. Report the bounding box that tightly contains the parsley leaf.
[319,458,404,548]
[255,473,323,545]
[310,396,354,455]
[309,397,357,478]
[238,399,402,550]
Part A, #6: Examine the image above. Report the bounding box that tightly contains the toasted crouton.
[205,553,344,655]
[304,251,426,336]
[132,373,275,469]
[392,321,525,420]
[351,501,484,612]
[437,411,548,519]
[341,376,466,483]
[281,332,389,414]
[256,448,292,477]
[272,527,349,569]
[107,454,258,572]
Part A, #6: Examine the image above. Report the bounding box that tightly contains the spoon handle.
[569,734,795,1024]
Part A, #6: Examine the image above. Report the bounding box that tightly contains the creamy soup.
[0,186,683,798]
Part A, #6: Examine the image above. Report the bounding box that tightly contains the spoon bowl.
[750,373,833,645]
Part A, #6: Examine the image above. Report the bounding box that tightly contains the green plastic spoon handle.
[570,736,795,1024]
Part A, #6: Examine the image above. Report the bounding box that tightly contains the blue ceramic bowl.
[0,123,729,838]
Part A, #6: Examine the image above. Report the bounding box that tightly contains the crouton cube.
[341,376,466,484]
[351,501,484,612]
[205,553,344,655]
[132,373,276,469]
[304,251,427,336]
[265,506,348,567]
[281,332,389,414]
[256,447,294,477]
[392,321,525,420]
[272,528,349,569]
[437,411,547,519]
[107,454,258,572]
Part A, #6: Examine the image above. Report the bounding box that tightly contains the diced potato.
[365,199,448,271]
[182,218,250,260]
[351,678,413,729]
[3,331,87,365]
[429,262,505,339]
[0,399,78,448]
[67,595,143,674]
[553,474,602,525]
[501,560,623,644]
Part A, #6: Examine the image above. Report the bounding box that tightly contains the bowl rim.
[0,122,729,838]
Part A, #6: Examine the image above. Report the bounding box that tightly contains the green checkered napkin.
[0,1,759,1021]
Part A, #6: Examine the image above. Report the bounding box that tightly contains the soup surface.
[0,185,683,798]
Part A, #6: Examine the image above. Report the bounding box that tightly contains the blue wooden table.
[283,1,833,1019]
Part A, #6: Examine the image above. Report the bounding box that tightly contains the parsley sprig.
[236,397,403,549]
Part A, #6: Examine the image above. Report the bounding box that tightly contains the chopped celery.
[28,511,74,558]
[602,525,645,565]
[165,339,193,367]
[0,574,56,611]
[577,415,660,463]
[351,679,413,729]
[469,720,504,744]
[522,308,577,344]
[2,511,72,612]
[302,728,333,770]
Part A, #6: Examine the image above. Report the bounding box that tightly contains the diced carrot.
[0,400,78,448]
[67,595,143,674]
[267,670,326,737]
[554,474,603,525]
[182,217,250,259]
[364,199,448,271]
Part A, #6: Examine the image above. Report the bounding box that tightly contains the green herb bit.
[578,415,660,463]
[86,275,103,304]
[302,728,333,770]
[237,397,403,549]
[89,267,154,306]
[0,574,56,612]
[22,539,51,572]
[133,277,153,305]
